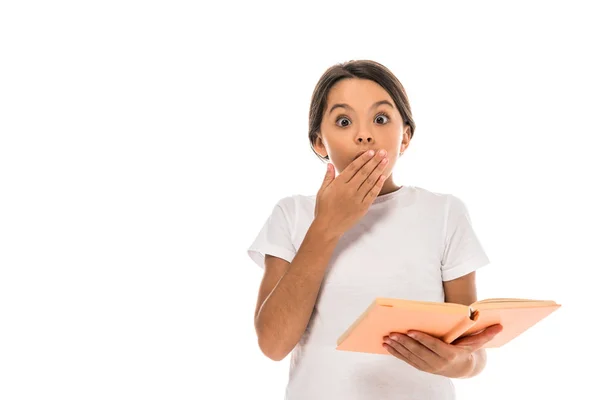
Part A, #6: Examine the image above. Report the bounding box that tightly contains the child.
[247,59,502,400]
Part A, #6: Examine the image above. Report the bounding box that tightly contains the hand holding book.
[383,323,503,378]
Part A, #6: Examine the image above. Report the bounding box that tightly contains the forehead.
[326,78,392,104]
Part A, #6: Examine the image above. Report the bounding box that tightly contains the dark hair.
[308,60,416,162]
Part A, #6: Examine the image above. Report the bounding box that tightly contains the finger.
[383,342,429,372]
[452,334,491,351]
[386,334,437,370]
[362,172,386,204]
[453,324,503,349]
[320,163,335,189]
[456,324,503,345]
[348,149,387,187]
[485,324,503,336]
[337,149,376,182]
[405,331,456,359]
[358,156,389,198]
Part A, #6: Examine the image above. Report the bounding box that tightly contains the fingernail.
[407,332,416,339]
[368,150,375,156]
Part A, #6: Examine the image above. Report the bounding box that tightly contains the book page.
[375,297,469,313]
[472,298,558,308]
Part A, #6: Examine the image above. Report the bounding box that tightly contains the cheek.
[329,155,346,172]
[385,156,398,174]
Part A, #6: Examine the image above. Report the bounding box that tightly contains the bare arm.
[443,271,487,378]
[254,149,389,361]
[254,219,340,361]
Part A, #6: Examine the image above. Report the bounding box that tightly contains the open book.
[336,297,561,355]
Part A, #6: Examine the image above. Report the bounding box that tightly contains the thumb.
[453,324,503,350]
[321,163,335,188]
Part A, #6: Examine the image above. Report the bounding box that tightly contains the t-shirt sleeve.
[440,195,490,281]
[247,197,297,269]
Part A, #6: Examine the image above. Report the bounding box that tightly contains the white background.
[1,1,598,399]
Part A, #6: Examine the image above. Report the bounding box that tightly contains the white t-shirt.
[247,185,490,400]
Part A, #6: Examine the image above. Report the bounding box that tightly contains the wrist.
[442,353,475,379]
[310,218,342,243]
[455,353,476,379]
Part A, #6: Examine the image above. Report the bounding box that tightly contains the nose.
[357,132,373,143]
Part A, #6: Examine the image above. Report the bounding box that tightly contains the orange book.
[336,297,561,355]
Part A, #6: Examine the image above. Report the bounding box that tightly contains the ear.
[400,126,411,154]
[313,134,328,159]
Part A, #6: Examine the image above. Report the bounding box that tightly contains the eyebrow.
[328,100,394,115]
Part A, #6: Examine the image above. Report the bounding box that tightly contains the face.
[314,78,410,180]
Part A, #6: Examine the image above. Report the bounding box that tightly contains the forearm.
[255,220,340,360]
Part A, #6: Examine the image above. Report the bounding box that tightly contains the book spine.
[441,310,479,344]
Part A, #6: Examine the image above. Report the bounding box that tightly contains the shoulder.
[409,185,460,210]
[272,193,315,212]
[267,195,297,227]
[268,193,315,229]
[284,192,318,216]
[272,195,297,211]
[406,186,473,225]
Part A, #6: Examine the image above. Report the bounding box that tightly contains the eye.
[335,112,391,127]
[375,112,390,124]
[335,115,351,127]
